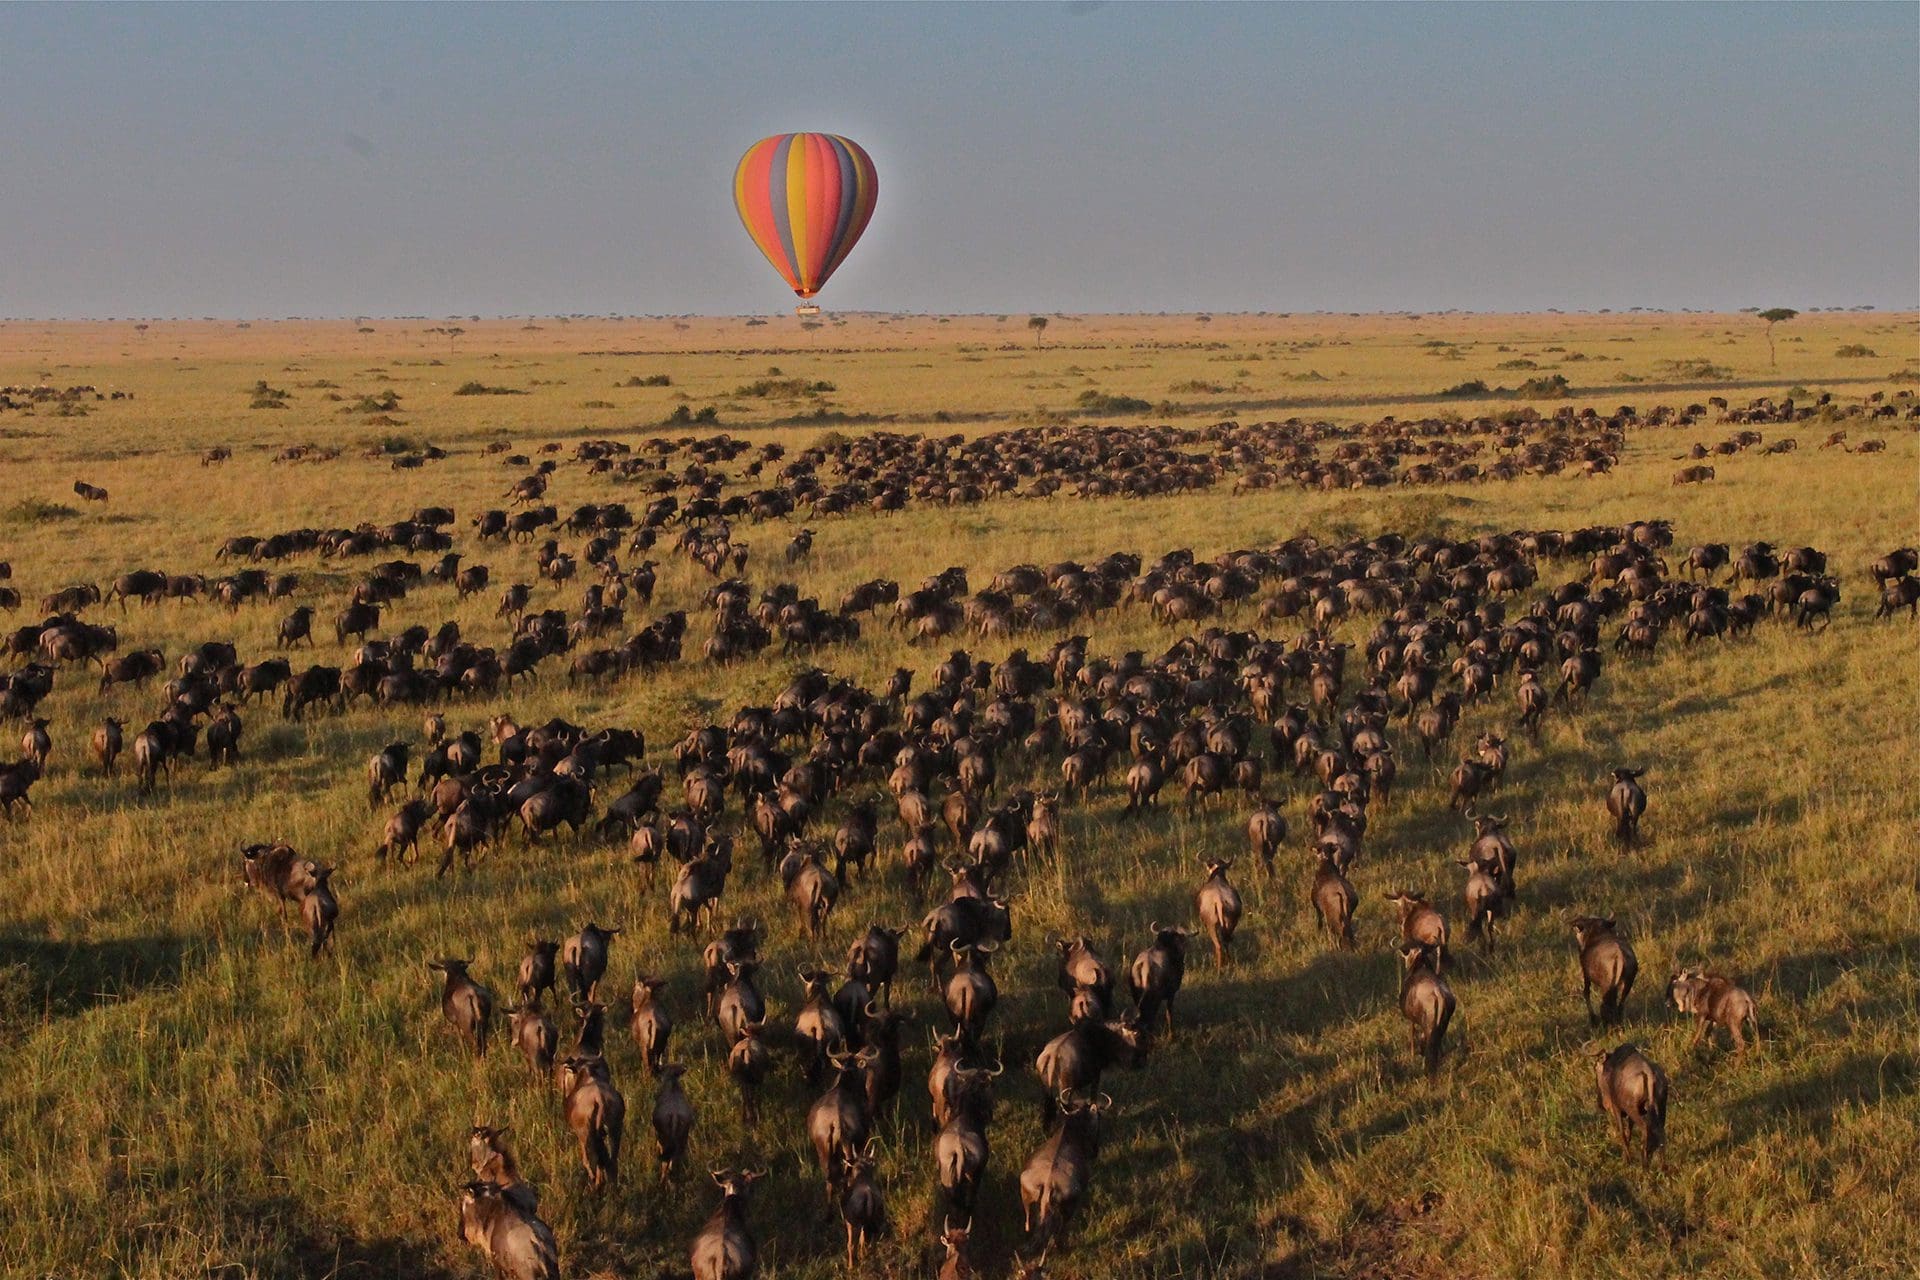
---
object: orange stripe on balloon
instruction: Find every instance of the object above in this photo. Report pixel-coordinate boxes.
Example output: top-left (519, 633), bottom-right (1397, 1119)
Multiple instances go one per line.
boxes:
top-left (733, 137), bottom-right (799, 294)
top-left (805, 133), bottom-right (842, 292)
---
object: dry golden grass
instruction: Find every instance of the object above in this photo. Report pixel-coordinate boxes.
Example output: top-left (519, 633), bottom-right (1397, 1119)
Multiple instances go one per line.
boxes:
top-left (0, 313), bottom-right (1914, 1280)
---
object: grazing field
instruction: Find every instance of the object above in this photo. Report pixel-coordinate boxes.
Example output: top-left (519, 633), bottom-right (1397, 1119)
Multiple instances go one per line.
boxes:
top-left (0, 312), bottom-right (1915, 1280)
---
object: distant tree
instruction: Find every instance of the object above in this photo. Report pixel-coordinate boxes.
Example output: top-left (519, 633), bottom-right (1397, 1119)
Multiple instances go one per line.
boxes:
top-left (1028, 315), bottom-right (1049, 346)
top-left (1757, 308), bottom-right (1797, 367)
top-left (427, 325), bottom-right (466, 354)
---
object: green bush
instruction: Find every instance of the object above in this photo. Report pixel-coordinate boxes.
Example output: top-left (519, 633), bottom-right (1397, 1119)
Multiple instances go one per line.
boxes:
top-left (1514, 374), bottom-right (1571, 398)
top-left (1835, 345), bottom-right (1877, 358)
top-left (452, 381), bottom-right (524, 397)
top-left (732, 378), bottom-right (834, 398)
top-left (1075, 390), bottom-right (1154, 415)
top-left (5, 499), bottom-right (81, 524)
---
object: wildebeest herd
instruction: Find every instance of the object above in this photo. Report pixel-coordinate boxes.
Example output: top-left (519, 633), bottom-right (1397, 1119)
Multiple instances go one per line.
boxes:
top-left (0, 403), bottom-right (1914, 1279)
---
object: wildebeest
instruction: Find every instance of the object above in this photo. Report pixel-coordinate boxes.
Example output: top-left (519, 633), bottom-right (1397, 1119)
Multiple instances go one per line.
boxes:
top-left (429, 957), bottom-right (496, 1055)
top-left (91, 717), bottom-right (124, 776)
top-left (1606, 767), bottom-right (1647, 844)
top-left (630, 975), bottom-right (673, 1075)
top-left (690, 1166), bottom-right (766, 1280)
top-left (1572, 915), bottom-right (1638, 1027)
top-left (806, 1048), bottom-right (874, 1201)
top-left (1398, 943), bottom-right (1458, 1078)
top-left (561, 1054), bottom-right (626, 1192)
top-left (1384, 890), bottom-right (1449, 971)
top-left (375, 798), bottom-right (434, 864)
top-left (1458, 856), bottom-right (1503, 954)
top-left (297, 861), bottom-right (338, 957)
top-left (561, 921), bottom-right (621, 1001)
top-left (1593, 1043), bottom-right (1667, 1165)
top-left (1034, 1016), bottom-right (1145, 1104)
top-left (1127, 924), bottom-right (1190, 1032)
top-left (1310, 848), bottom-right (1358, 950)
top-left (1194, 858), bottom-right (1242, 966)
top-left (1667, 969), bottom-right (1759, 1053)
top-left (508, 1003), bottom-right (560, 1077)
top-left (0, 758), bottom-right (39, 818)
top-left (650, 1063), bottom-right (696, 1182)
top-left (1019, 1092), bottom-right (1110, 1251)
top-left (457, 1181), bottom-right (560, 1280)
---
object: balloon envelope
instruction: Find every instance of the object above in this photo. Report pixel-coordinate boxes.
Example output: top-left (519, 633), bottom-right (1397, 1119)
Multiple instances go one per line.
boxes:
top-left (733, 133), bottom-right (878, 300)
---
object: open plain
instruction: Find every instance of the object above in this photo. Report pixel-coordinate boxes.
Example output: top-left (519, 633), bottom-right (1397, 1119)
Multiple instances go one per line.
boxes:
top-left (0, 310), bottom-right (1915, 1280)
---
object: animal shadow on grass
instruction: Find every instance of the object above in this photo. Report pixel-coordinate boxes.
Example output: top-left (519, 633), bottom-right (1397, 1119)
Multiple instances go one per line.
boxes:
top-left (1179, 950), bottom-right (1383, 1040)
top-left (212, 1192), bottom-right (464, 1280)
top-left (1261, 1190), bottom-right (1453, 1280)
top-left (1724, 1051), bottom-right (1918, 1144)
top-left (0, 932), bottom-right (192, 1026)
top-left (1583, 1175), bottom-right (1695, 1249)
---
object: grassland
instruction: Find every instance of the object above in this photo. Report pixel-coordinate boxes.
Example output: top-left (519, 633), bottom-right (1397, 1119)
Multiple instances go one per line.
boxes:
top-left (0, 312), bottom-right (1914, 1280)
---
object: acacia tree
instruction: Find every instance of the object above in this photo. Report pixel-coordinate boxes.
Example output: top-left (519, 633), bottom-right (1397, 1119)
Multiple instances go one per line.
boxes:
top-left (1758, 308), bottom-right (1797, 367)
top-left (1028, 315), bottom-right (1049, 347)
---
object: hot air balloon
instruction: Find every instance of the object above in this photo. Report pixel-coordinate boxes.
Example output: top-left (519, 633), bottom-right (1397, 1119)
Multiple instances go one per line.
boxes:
top-left (733, 133), bottom-right (878, 312)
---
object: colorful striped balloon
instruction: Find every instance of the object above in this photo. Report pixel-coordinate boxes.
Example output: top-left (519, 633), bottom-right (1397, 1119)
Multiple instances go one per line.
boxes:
top-left (733, 133), bottom-right (878, 301)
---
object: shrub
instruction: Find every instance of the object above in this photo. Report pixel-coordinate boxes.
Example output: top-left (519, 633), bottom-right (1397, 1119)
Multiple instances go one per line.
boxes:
top-left (249, 380), bottom-right (291, 409)
top-left (1439, 380), bottom-right (1491, 397)
top-left (1835, 345), bottom-right (1877, 358)
top-left (343, 391), bottom-right (402, 415)
top-left (1655, 359), bottom-right (1732, 379)
top-left (452, 381), bottom-right (524, 396)
top-left (5, 499), bottom-right (80, 524)
top-left (1075, 390), bottom-right (1154, 415)
top-left (1496, 359), bottom-right (1538, 370)
top-left (733, 378), bottom-right (833, 398)
top-left (1514, 374), bottom-right (1571, 398)
top-left (618, 374), bottom-right (673, 387)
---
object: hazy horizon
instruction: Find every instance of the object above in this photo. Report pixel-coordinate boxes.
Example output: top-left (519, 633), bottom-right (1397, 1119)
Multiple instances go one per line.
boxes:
top-left (2, 3), bottom-right (1914, 319)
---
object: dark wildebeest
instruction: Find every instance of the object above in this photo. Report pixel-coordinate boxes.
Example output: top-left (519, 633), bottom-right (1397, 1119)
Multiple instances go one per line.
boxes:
top-left (1594, 1043), bottom-right (1667, 1165)
top-left (1573, 915), bottom-right (1638, 1027)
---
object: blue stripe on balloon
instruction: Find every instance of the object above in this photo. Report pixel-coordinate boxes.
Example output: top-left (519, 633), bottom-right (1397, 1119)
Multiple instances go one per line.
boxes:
top-left (825, 135), bottom-right (858, 269)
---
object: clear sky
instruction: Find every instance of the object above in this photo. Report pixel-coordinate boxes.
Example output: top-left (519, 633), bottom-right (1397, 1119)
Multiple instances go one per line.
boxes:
top-left (0, 2), bottom-right (1913, 318)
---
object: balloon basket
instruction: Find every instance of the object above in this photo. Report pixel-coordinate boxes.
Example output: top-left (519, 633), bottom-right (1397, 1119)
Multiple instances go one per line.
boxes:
top-left (795, 304), bottom-right (822, 318)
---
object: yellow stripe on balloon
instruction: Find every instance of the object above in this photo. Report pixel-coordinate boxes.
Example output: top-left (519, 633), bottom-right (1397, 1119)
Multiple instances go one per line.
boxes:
top-left (786, 144), bottom-right (815, 294)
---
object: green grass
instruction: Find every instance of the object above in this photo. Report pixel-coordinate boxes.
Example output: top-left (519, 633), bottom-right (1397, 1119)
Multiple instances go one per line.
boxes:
top-left (0, 314), bottom-right (1914, 1279)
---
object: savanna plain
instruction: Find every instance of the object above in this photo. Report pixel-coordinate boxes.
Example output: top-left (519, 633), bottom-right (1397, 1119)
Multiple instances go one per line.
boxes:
top-left (0, 309), bottom-right (1915, 1280)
